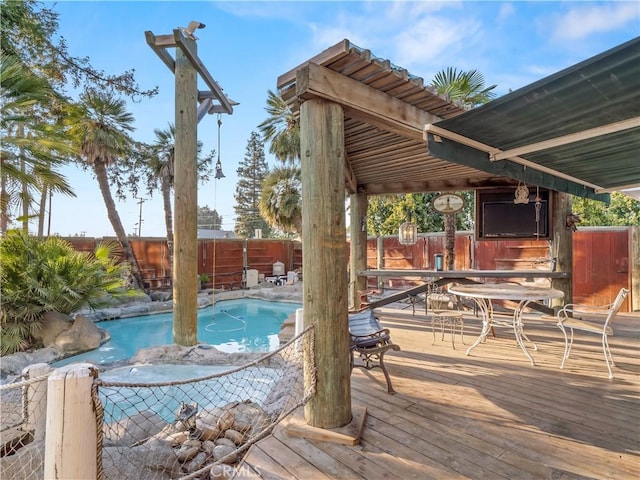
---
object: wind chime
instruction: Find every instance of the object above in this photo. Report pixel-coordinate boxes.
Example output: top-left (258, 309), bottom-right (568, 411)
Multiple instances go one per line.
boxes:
top-left (534, 185), bottom-right (542, 239)
top-left (211, 114), bottom-right (225, 302)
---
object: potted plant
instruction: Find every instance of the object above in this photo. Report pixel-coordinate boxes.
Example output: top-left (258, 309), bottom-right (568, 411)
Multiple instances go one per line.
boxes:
top-left (198, 273), bottom-right (210, 290)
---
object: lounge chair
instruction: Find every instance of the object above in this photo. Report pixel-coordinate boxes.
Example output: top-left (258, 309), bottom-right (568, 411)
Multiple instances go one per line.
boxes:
top-left (556, 288), bottom-right (630, 378)
top-left (349, 310), bottom-right (401, 394)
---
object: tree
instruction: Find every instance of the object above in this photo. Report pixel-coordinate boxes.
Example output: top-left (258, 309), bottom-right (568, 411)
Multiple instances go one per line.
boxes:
top-left (431, 68), bottom-right (497, 107)
top-left (198, 205), bottom-right (223, 230)
top-left (431, 68), bottom-right (496, 267)
top-left (258, 89), bottom-right (300, 166)
top-left (66, 89), bottom-right (145, 290)
top-left (259, 166), bottom-right (302, 237)
top-left (234, 132), bottom-right (272, 238)
top-left (258, 90), bottom-right (303, 235)
top-left (366, 192), bottom-right (474, 237)
top-left (0, 54), bottom-right (75, 234)
top-left (572, 193), bottom-right (640, 226)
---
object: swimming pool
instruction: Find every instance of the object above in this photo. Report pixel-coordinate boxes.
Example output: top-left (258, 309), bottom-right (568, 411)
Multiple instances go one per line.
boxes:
top-left (54, 298), bottom-right (301, 367)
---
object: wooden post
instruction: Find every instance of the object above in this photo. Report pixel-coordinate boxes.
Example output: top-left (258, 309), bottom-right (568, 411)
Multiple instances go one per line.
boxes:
top-left (23, 363), bottom-right (50, 442)
top-left (300, 98), bottom-right (351, 428)
top-left (44, 364), bottom-right (98, 479)
top-left (376, 236), bottom-right (384, 291)
top-left (551, 191), bottom-right (573, 309)
top-left (350, 191), bottom-right (368, 310)
top-left (173, 37), bottom-right (199, 346)
top-left (631, 226), bottom-right (639, 311)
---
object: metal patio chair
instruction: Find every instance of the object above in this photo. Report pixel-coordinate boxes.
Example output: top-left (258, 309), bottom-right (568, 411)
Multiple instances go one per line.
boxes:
top-left (349, 310), bottom-right (401, 394)
top-left (557, 287), bottom-right (630, 379)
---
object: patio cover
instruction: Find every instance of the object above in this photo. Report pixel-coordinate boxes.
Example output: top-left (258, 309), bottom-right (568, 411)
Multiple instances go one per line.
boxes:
top-left (425, 37), bottom-right (640, 202)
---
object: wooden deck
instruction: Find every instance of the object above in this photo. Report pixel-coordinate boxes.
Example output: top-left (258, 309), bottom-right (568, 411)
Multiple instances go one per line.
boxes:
top-left (238, 307), bottom-right (640, 480)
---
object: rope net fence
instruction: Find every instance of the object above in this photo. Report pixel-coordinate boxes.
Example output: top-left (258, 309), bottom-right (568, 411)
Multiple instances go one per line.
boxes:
top-left (97, 326), bottom-right (315, 480)
top-left (0, 366), bottom-right (51, 480)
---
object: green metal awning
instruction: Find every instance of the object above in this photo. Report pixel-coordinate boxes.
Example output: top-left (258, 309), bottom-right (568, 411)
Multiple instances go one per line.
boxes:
top-left (425, 37), bottom-right (640, 202)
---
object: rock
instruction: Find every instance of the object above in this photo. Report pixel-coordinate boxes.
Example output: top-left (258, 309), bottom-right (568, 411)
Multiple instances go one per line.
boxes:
top-left (216, 410), bottom-right (234, 431)
top-left (176, 439), bottom-right (201, 462)
top-left (184, 451), bottom-right (209, 473)
top-left (104, 410), bottom-right (167, 447)
top-left (214, 437), bottom-right (235, 449)
top-left (34, 311), bottom-right (73, 346)
top-left (212, 444), bottom-right (237, 464)
top-left (54, 314), bottom-right (102, 353)
top-left (0, 347), bottom-right (59, 376)
top-left (224, 429), bottom-right (244, 445)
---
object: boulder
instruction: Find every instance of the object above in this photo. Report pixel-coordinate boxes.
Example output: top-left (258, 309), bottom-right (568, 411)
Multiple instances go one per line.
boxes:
top-left (33, 311), bottom-right (73, 346)
top-left (53, 314), bottom-right (102, 353)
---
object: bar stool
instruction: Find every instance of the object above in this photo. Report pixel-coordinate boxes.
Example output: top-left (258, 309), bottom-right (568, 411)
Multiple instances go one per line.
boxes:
top-left (428, 292), bottom-right (465, 349)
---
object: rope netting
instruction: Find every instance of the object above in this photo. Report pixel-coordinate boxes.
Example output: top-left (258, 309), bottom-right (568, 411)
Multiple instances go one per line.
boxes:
top-left (0, 367), bottom-right (51, 480)
top-left (96, 326), bottom-right (315, 480)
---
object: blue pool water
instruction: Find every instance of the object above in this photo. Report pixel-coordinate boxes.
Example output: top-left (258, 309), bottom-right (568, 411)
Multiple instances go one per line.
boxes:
top-left (54, 298), bottom-right (300, 367)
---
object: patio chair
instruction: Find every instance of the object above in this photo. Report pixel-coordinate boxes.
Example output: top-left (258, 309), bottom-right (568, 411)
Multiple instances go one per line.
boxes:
top-left (428, 288), bottom-right (465, 349)
top-left (557, 288), bottom-right (629, 379)
top-left (349, 310), bottom-right (401, 394)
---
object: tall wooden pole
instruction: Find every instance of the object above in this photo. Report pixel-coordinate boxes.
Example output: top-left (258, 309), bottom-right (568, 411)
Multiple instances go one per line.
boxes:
top-left (350, 191), bottom-right (368, 310)
top-left (551, 191), bottom-right (573, 309)
top-left (173, 39), bottom-right (198, 346)
top-left (301, 98), bottom-right (351, 428)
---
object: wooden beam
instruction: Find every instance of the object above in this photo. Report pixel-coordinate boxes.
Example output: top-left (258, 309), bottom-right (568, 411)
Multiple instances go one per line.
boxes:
top-left (301, 98), bottom-right (351, 429)
top-left (492, 117), bottom-right (640, 161)
top-left (173, 39), bottom-right (199, 346)
top-left (350, 192), bottom-right (368, 310)
top-left (343, 154), bottom-right (357, 194)
top-left (277, 39), bottom-right (351, 89)
top-left (296, 63), bottom-right (441, 142)
top-left (173, 29), bottom-right (234, 114)
top-left (144, 31), bottom-right (175, 72)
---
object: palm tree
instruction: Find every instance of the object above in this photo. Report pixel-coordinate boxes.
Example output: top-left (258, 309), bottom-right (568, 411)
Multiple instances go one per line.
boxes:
top-left (67, 89), bottom-right (144, 290)
top-left (258, 90), bottom-right (303, 235)
top-left (259, 166), bottom-right (302, 237)
top-left (258, 89), bottom-right (300, 166)
top-left (431, 68), bottom-right (497, 107)
top-left (0, 54), bottom-right (75, 234)
top-left (431, 68), bottom-right (497, 268)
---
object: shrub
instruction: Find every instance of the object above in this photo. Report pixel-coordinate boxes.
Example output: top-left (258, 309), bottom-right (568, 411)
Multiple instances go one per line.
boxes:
top-left (0, 231), bottom-right (135, 355)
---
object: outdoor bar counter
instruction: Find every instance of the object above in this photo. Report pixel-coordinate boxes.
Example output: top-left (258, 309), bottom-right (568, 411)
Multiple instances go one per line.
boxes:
top-left (357, 269), bottom-right (569, 314)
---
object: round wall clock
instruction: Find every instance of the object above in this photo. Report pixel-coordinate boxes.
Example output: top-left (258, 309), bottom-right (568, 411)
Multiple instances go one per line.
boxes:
top-left (432, 193), bottom-right (465, 214)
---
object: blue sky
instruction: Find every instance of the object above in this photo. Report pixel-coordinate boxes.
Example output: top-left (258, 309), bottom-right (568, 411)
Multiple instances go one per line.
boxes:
top-left (44, 0), bottom-right (639, 237)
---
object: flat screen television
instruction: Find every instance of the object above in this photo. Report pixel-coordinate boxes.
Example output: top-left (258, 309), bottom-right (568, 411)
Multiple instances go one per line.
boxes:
top-left (476, 189), bottom-right (550, 240)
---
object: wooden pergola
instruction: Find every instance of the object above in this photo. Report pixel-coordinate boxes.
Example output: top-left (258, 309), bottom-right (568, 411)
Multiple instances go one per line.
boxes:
top-left (276, 39), bottom-right (638, 430)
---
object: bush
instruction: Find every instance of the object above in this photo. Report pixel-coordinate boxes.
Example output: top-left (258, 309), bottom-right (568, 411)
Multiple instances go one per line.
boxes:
top-left (0, 231), bottom-right (135, 355)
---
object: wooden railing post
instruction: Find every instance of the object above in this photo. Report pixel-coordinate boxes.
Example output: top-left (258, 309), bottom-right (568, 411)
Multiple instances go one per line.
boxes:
top-left (44, 364), bottom-right (98, 479)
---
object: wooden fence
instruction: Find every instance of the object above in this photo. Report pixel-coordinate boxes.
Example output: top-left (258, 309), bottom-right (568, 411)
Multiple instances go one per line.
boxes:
top-left (64, 226), bottom-right (636, 311)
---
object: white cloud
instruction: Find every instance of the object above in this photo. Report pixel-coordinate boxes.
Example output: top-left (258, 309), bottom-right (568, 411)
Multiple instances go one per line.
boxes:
top-left (550, 2), bottom-right (640, 41)
top-left (498, 2), bottom-right (515, 22)
top-left (392, 16), bottom-right (482, 68)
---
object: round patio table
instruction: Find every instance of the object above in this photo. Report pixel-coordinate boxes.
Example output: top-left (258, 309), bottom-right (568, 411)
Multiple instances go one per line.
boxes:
top-left (448, 283), bottom-right (564, 365)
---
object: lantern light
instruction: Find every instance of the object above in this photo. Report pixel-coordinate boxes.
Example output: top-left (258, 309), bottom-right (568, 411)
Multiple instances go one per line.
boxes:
top-left (398, 221), bottom-right (417, 245)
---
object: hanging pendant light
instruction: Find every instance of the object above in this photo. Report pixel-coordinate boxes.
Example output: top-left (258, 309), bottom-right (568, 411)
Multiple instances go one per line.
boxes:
top-left (214, 114), bottom-right (225, 179)
top-left (398, 221), bottom-right (417, 245)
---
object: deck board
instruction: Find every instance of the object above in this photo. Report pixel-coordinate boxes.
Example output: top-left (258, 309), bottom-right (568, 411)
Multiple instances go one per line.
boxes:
top-left (237, 308), bottom-right (640, 480)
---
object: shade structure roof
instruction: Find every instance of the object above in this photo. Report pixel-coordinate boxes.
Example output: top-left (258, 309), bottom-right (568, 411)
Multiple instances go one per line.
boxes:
top-left (277, 38), bottom-right (640, 201)
top-left (426, 36), bottom-right (640, 202)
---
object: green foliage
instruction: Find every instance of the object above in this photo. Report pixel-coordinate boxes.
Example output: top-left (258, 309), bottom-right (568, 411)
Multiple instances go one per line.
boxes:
top-left (431, 67), bottom-right (497, 107)
top-left (198, 205), bottom-right (223, 230)
top-left (572, 193), bottom-right (640, 226)
top-left (366, 192), bottom-right (474, 236)
top-left (0, 231), bottom-right (133, 355)
top-left (234, 132), bottom-right (272, 238)
top-left (259, 166), bottom-right (302, 237)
